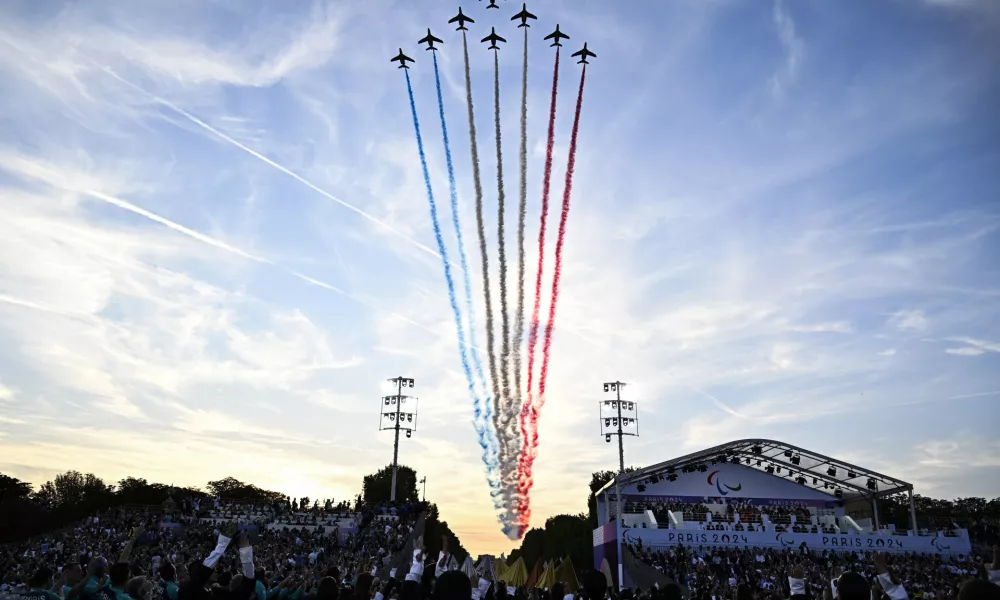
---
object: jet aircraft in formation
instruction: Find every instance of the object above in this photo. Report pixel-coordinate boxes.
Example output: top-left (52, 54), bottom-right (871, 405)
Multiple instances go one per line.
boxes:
top-left (571, 42), bottom-right (596, 64)
top-left (511, 3), bottom-right (537, 27)
top-left (390, 48), bottom-right (414, 69)
top-left (449, 7), bottom-right (474, 31)
top-left (418, 28), bottom-right (443, 51)
top-left (543, 24), bottom-right (569, 47)
top-left (481, 26), bottom-right (507, 50)
top-left (395, 5), bottom-right (594, 68)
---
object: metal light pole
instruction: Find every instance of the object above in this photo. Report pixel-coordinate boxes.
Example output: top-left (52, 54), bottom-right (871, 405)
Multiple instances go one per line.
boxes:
top-left (380, 376), bottom-right (417, 502)
top-left (420, 476), bottom-right (427, 502)
top-left (600, 381), bottom-right (639, 591)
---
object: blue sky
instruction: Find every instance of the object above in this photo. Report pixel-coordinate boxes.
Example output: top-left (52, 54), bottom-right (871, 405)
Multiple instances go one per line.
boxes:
top-left (0, 0), bottom-right (998, 555)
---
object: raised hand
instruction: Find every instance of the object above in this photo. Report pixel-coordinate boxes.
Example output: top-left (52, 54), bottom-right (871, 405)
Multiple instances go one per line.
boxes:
top-left (221, 522), bottom-right (239, 539)
top-left (873, 552), bottom-right (889, 575)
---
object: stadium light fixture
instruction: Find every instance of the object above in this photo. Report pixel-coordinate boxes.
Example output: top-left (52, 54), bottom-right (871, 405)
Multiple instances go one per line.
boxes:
top-left (599, 380), bottom-right (638, 591)
top-left (380, 376), bottom-right (419, 502)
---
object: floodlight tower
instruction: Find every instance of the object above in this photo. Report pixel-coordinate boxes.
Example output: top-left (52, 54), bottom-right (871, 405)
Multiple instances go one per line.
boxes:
top-left (600, 381), bottom-right (639, 590)
top-left (380, 376), bottom-right (418, 502)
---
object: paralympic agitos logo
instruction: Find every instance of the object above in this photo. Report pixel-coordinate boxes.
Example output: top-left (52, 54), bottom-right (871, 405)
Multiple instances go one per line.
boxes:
top-left (707, 470), bottom-right (743, 495)
top-left (931, 537), bottom-right (951, 551)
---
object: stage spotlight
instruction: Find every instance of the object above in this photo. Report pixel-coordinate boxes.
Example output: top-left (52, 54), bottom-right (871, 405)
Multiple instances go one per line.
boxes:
top-left (668, 475), bottom-right (677, 482)
top-left (812, 478), bottom-right (818, 485)
top-left (406, 430), bottom-right (412, 438)
top-left (752, 445), bottom-right (762, 455)
top-left (796, 477), bottom-right (806, 485)
top-left (605, 418), bottom-right (611, 427)
top-left (828, 467), bottom-right (837, 477)
top-left (606, 434), bottom-right (612, 443)
top-left (791, 455), bottom-right (801, 465)
top-left (637, 484), bottom-right (646, 492)
top-left (848, 471), bottom-right (857, 479)
top-left (766, 466), bottom-right (775, 474)
top-left (835, 489), bottom-right (843, 498)
top-left (784, 450), bottom-right (793, 458)
top-left (604, 383), bottom-right (610, 393)
top-left (756, 460), bottom-right (762, 467)
top-left (867, 478), bottom-right (877, 491)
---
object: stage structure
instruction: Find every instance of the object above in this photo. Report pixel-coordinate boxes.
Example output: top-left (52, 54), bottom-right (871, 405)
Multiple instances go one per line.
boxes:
top-left (593, 439), bottom-right (972, 588)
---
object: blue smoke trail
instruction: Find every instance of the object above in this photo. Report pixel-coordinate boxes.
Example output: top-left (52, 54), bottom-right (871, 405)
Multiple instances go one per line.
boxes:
top-left (431, 53), bottom-right (503, 501)
top-left (405, 69), bottom-right (506, 517)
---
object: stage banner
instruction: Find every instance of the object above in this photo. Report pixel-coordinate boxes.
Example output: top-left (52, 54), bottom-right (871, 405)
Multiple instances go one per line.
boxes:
top-left (622, 528), bottom-right (969, 555)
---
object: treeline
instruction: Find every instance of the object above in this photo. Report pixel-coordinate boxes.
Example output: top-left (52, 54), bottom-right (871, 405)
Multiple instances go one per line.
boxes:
top-left (507, 514), bottom-right (593, 571)
top-left (0, 464), bottom-right (452, 547)
top-left (0, 471), bottom-right (285, 542)
top-left (876, 494), bottom-right (1000, 528)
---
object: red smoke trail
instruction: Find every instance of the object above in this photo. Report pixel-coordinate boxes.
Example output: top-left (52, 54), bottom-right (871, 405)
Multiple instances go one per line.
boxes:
top-left (518, 62), bottom-right (588, 532)
top-left (514, 48), bottom-right (559, 529)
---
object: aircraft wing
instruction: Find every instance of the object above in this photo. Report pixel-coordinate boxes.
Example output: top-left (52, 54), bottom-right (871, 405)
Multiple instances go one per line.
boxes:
top-left (496, 33), bottom-right (507, 42)
top-left (430, 34), bottom-right (443, 44)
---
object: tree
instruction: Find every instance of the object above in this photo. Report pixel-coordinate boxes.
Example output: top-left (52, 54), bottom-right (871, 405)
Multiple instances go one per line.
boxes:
top-left (206, 477), bottom-right (284, 503)
top-left (588, 467), bottom-right (638, 528)
top-left (543, 514), bottom-right (592, 569)
top-left (520, 527), bottom-right (546, 568)
top-left (362, 465), bottom-right (418, 505)
top-left (0, 474), bottom-right (32, 503)
top-left (506, 514), bottom-right (594, 573)
top-left (423, 504), bottom-right (469, 564)
top-left (117, 477), bottom-right (173, 505)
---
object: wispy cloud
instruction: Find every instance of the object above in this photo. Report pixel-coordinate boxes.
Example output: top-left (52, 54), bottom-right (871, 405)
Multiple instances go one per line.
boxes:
top-left (888, 309), bottom-right (927, 332)
top-left (769, 0), bottom-right (805, 97)
top-left (944, 336), bottom-right (1000, 356)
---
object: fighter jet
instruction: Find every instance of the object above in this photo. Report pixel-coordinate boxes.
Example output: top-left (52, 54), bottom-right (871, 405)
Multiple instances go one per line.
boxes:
top-left (571, 43), bottom-right (596, 64)
top-left (484, 0), bottom-right (500, 9)
top-left (543, 24), bottom-right (570, 47)
top-left (511, 3), bottom-right (537, 27)
top-left (418, 28), bottom-right (443, 51)
top-left (390, 48), bottom-right (414, 69)
top-left (481, 27), bottom-right (506, 50)
top-left (448, 7), bottom-right (474, 31)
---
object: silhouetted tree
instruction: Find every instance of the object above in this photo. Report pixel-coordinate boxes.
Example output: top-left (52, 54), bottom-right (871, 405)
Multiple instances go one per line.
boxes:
top-left (362, 465), bottom-right (418, 506)
top-left (0, 474), bottom-right (32, 503)
top-left (423, 503), bottom-right (469, 564)
top-left (589, 467), bottom-right (638, 528)
top-left (206, 477), bottom-right (284, 502)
